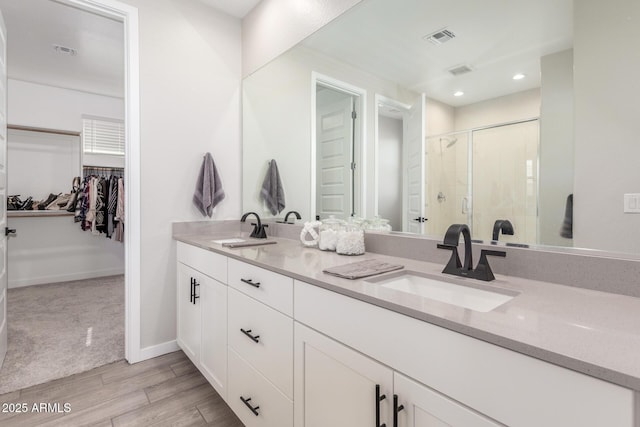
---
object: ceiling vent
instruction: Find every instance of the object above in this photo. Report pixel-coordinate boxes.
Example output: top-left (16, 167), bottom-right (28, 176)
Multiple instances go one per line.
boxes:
top-left (53, 44), bottom-right (77, 56)
top-left (424, 28), bottom-right (456, 45)
top-left (448, 64), bottom-right (474, 76)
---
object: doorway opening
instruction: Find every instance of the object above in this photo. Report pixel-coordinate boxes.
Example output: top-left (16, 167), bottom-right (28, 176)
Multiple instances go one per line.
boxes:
top-left (312, 73), bottom-right (366, 220)
top-left (0, 0), bottom-right (141, 394)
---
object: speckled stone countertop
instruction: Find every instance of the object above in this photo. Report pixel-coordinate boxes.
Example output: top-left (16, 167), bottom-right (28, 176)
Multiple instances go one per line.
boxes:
top-left (174, 232), bottom-right (640, 391)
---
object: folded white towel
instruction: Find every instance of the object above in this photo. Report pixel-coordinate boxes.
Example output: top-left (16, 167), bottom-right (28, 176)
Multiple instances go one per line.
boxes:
top-left (260, 159), bottom-right (285, 215)
top-left (193, 152), bottom-right (225, 217)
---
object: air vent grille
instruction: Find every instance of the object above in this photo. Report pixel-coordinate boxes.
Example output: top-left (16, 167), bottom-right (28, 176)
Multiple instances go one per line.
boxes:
top-left (424, 29), bottom-right (456, 45)
top-left (53, 44), bottom-right (77, 56)
top-left (448, 65), bottom-right (474, 76)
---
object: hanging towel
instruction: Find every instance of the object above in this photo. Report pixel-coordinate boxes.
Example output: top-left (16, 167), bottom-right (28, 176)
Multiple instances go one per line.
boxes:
top-left (560, 194), bottom-right (573, 239)
top-left (193, 152), bottom-right (225, 217)
top-left (260, 159), bottom-right (285, 215)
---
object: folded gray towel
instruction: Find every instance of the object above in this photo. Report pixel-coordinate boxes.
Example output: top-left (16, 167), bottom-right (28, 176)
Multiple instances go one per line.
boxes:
top-left (260, 159), bottom-right (285, 215)
top-left (193, 152), bottom-right (225, 217)
top-left (323, 259), bottom-right (404, 280)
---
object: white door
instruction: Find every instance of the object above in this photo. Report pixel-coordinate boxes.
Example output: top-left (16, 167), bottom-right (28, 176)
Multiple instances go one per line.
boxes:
top-left (0, 10), bottom-right (7, 370)
top-left (200, 274), bottom-right (227, 400)
top-left (294, 323), bottom-right (393, 427)
top-left (176, 263), bottom-right (201, 364)
top-left (394, 373), bottom-right (500, 427)
top-left (403, 94), bottom-right (426, 233)
top-left (316, 89), bottom-right (354, 219)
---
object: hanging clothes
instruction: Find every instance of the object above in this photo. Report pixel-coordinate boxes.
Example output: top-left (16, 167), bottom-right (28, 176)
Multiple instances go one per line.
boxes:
top-left (74, 167), bottom-right (125, 242)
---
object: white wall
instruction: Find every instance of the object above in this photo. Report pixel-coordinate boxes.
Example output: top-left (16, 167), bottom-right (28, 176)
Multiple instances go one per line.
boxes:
top-left (8, 79), bottom-right (124, 131)
top-left (6, 80), bottom-right (125, 288)
top-left (243, 45), bottom-right (417, 222)
top-left (573, 0), bottom-right (640, 253)
top-left (377, 115), bottom-right (402, 230)
top-left (454, 89), bottom-right (540, 131)
top-left (119, 0), bottom-right (242, 350)
top-left (242, 0), bottom-right (363, 77)
top-left (539, 49), bottom-right (574, 247)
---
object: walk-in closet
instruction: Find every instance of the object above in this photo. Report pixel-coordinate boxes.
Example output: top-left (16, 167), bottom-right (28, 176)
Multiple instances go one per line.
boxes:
top-left (0, 0), bottom-right (126, 394)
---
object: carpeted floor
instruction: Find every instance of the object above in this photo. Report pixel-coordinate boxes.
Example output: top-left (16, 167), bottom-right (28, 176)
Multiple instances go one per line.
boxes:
top-left (0, 275), bottom-right (124, 395)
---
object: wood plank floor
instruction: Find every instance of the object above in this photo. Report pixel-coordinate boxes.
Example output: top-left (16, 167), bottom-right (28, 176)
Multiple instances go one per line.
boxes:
top-left (0, 351), bottom-right (244, 426)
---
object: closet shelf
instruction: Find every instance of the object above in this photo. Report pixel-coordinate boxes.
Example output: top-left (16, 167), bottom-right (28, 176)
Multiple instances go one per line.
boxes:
top-left (8, 211), bottom-right (75, 218)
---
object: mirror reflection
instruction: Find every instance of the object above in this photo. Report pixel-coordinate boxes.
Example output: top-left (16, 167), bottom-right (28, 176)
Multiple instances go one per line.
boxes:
top-left (243, 0), bottom-right (640, 254)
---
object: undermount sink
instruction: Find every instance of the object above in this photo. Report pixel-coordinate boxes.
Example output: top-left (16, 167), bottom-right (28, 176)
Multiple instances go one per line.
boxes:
top-left (366, 271), bottom-right (518, 312)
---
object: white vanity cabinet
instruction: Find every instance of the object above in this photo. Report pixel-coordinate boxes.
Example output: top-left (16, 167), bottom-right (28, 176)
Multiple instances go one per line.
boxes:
top-left (294, 322), bottom-right (499, 427)
top-left (176, 242), bottom-right (228, 399)
top-left (226, 260), bottom-right (294, 427)
top-left (294, 280), bottom-right (635, 427)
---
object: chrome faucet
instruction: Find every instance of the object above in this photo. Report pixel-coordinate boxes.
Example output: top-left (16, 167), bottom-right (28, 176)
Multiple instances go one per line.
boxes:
top-left (492, 219), bottom-right (514, 241)
top-left (437, 224), bottom-right (506, 281)
top-left (240, 212), bottom-right (268, 239)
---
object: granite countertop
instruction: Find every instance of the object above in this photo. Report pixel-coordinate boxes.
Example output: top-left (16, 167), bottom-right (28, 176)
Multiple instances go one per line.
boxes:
top-left (174, 232), bottom-right (640, 391)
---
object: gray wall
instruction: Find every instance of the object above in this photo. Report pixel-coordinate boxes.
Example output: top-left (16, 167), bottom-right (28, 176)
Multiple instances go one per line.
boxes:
top-left (378, 115), bottom-right (403, 230)
top-left (539, 49), bottom-right (574, 247)
top-left (573, 0), bottom-right (640, 253)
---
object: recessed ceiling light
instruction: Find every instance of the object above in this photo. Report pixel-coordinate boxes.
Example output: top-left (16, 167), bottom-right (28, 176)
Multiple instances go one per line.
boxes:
top-left (454, 91), bottom-right (464, 97)
top-left (513, 73), bottom-right (526, 80)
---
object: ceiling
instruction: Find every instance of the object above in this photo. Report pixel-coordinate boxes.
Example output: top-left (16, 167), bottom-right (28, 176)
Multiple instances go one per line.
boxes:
top-left (197, 0), bottom-right (261, 18)
top-left (0, 0), bottom-right (125, 98)
top-left (301, 0), bottom-right (573, 107)
top-left (0, 0), bottom-right (260, 99)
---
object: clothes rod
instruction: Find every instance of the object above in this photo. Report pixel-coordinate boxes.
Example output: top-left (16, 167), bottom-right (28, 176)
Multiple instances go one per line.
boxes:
top-left (83, 165), bottom-right (125, 170)
top-left (8, 124), bottom-right (81, 137)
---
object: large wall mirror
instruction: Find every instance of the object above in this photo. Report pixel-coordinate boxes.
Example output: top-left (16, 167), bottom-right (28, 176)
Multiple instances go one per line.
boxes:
top-left (243, 0), bottom-right (640, 255)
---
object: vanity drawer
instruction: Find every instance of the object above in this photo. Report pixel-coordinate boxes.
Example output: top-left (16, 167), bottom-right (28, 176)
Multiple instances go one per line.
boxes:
top-left (228, 288), bottom-right (293, 399)
top-left (177, 241), bottom-right (227, 283)
top-left (228, 258), bottom-right (293, 315)
top-left (227, 348), bottom-right (293, 427)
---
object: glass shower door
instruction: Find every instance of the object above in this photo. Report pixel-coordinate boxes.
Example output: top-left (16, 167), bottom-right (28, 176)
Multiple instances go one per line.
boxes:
top-left (471, 120), bottom-right (539, 244)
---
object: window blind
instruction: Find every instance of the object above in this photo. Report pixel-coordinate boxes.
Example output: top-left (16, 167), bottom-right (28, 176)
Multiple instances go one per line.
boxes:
top-left (82, 117), bottom-right (125, 156)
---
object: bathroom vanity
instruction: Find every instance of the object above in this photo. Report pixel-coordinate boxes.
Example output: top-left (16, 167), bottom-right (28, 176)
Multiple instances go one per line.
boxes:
top-left (173, 223), bottom-right (639, 427)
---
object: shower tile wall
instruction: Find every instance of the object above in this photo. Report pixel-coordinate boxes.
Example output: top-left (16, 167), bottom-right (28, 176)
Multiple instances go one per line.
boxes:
top-left (425, 90), bottom-right (541, 243)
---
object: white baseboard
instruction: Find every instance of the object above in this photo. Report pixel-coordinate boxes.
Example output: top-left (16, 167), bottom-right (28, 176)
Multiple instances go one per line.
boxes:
top-left (134, 340), bottom-right (180, 363)
top-left (8, 268), bottom-right (125, 289)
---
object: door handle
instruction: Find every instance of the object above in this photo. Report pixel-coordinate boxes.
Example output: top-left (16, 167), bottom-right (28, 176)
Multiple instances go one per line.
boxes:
top-left (412, 217), bottom-right (427, 223)
top-left (393, 394), bottom-right (404, 427)
top-left (190, 278), bottom-right (194, 303)
top-left (5, 227), bottom-right (16, 237)
top-left (376, 384), bottom-right (387, 427)
top-left (193, 280), bottom-right (200, 304)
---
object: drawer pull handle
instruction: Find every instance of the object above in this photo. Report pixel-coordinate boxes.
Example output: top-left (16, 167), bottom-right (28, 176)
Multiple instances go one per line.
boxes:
top-left (392, 394), bottom-right (404, 427)
top-left (241, 278), bottom-right (261, 288)
top-left (240, 396), bottom-right (260, 416)
top-left (240, 328), bottom-right (260, 343)
top-left (376, 384), bottom-right (386, 427)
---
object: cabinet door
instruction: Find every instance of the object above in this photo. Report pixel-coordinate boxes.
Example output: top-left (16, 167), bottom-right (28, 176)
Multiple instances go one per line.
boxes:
top-left (200, 274), bottom-right (227, 400)
top-left (394, 373), bottom-right (499, 427)
top-left (294, 322), bottom-right (393, 427)
top-left (177, 263), bottom-right (201, 363)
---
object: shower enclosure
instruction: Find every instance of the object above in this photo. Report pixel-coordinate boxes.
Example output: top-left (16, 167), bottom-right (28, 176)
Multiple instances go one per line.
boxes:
top-left (425, 119), bottom-right (539, 244)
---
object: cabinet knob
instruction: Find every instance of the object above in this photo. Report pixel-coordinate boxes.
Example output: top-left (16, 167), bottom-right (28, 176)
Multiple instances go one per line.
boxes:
top-left (240, 396), bottom-right (260, 416)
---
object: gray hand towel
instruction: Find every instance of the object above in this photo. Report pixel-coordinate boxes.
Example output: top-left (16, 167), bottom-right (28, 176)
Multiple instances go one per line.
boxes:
top-left (260, 159), bottom-right (285, 215)
top-left (193, 152), bottom-right (225, 217)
